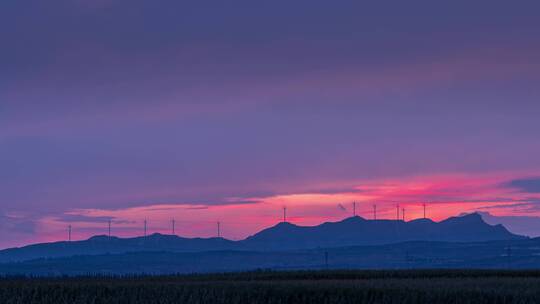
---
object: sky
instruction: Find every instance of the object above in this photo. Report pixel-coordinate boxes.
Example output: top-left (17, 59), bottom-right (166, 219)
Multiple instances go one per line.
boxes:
top-left (1, 1), bottom-right (540, 249)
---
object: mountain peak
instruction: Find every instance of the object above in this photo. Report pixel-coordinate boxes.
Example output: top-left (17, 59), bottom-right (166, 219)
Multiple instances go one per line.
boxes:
top-left (409, 218), bottom-right (435, 224)
top-left (341, 216), bottom-right (367, 223)
top-left (462, 212), bottom-right (482, 219)
top-left (148, 233), bottom-right (168, 237)
top-left (88, 235), bottom-right (117, 241)
top-left (276, 221), bottom-right (296, 227)
top-left (443, 212), bottom-right (484, 224)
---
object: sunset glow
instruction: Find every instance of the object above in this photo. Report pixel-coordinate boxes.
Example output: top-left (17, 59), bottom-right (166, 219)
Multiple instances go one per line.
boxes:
top-left (12, 172), bottom-right (537, 248)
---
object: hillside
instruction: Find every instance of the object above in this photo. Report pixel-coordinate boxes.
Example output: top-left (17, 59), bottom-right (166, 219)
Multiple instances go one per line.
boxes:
top-left (0, 213), bottom-right (524, 263)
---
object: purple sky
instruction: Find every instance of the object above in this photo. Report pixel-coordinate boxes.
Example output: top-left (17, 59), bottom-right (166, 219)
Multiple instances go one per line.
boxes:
top-left (1, 1), bottom-right (540, 248)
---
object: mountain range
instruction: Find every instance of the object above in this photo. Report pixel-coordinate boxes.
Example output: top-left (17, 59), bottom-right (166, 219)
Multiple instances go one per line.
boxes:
top-left (0, 213), bottom-right (523, 264)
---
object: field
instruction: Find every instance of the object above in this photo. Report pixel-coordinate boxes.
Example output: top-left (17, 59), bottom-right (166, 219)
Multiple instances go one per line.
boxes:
top-left (2, 270), bottom-right (540, 304)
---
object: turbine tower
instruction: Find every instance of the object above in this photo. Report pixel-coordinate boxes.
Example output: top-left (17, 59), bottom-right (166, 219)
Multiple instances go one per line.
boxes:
top-left (283, 207), bottom-right (287, 223)
top-left (353, 202), bottom-right (356, 217)
top-left (217, 221), bottom-right (221, 238)
top-left (373, 204), bottom-right (377, 220)
top-left (402, 208), bottom-right (405, 222)
top-left (172, 219), bottom-right (176, 235)
top-left (68, 225), bottom-right (72, 242)
top-left (423, 203), bottom-right (426, 219)
top-left (144, 219), bottom-right (147, 237)
top-left (396, 204), bottom-right (400, 221)
top-left (108, 219), bottom-right (111, 238)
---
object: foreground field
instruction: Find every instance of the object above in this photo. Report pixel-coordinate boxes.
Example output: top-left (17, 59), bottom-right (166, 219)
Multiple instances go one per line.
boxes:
top-left (2, 270), bottom-right (540, 303)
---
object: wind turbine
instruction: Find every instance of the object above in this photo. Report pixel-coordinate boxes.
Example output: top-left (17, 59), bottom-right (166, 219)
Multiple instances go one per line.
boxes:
top-left (144, 219), bottom-right (147, 237)
top-left (108, 220), bottom-right (112, 238)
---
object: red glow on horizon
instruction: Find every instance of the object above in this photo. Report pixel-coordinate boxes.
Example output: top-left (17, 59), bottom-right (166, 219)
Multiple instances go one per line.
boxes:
top-left (15, 172), bottom-right (538, 248)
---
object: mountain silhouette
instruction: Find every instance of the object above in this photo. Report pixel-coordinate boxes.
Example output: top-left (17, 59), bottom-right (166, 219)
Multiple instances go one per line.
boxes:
top-left (241, 213), bottom-right (523, 250)
top-left (0, 213), bottom-right (524, 263)
top-left (0, 234), bottom-right (236, 263)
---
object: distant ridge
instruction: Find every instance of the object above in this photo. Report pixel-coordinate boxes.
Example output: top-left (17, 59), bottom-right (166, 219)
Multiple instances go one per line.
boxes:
top-left (0, 234), bottom-right (236, 263)
top-left (0, 213), bottom-right (524, 263)
top-left (242, 213), bottom-right (523, 250)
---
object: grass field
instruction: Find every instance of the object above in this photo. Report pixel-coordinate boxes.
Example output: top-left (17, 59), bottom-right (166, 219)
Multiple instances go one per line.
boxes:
top-left (2, 270), bottom-right (540, 303)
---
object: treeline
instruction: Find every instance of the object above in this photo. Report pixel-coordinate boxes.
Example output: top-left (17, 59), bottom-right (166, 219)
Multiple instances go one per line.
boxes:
top-left (2, 270), bottom-right (540, 303)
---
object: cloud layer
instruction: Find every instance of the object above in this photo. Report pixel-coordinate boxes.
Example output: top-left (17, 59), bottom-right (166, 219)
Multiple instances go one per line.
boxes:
top-left (1, 0), bottom-right (540, 248)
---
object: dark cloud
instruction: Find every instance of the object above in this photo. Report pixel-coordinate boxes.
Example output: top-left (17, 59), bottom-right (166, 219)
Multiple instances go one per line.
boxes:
top-left (222, 200), bottom-right (261, 206)
top-left (0, 214), bottom-right (36, 235)
top-left (505, 178), bottom-right (540, 193)
top-left (185, 206), bottom-right (209, 210)
top-left (57, 214), bottom-right (114, 224)
top-left (306, 187), bottom-right (362, 195)
top-left (477, 201), bottom-right (540, 213)
top-left (478, 202), bottom-right (535, 210)
top-left (144, 200), bottom-right (261, 211)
